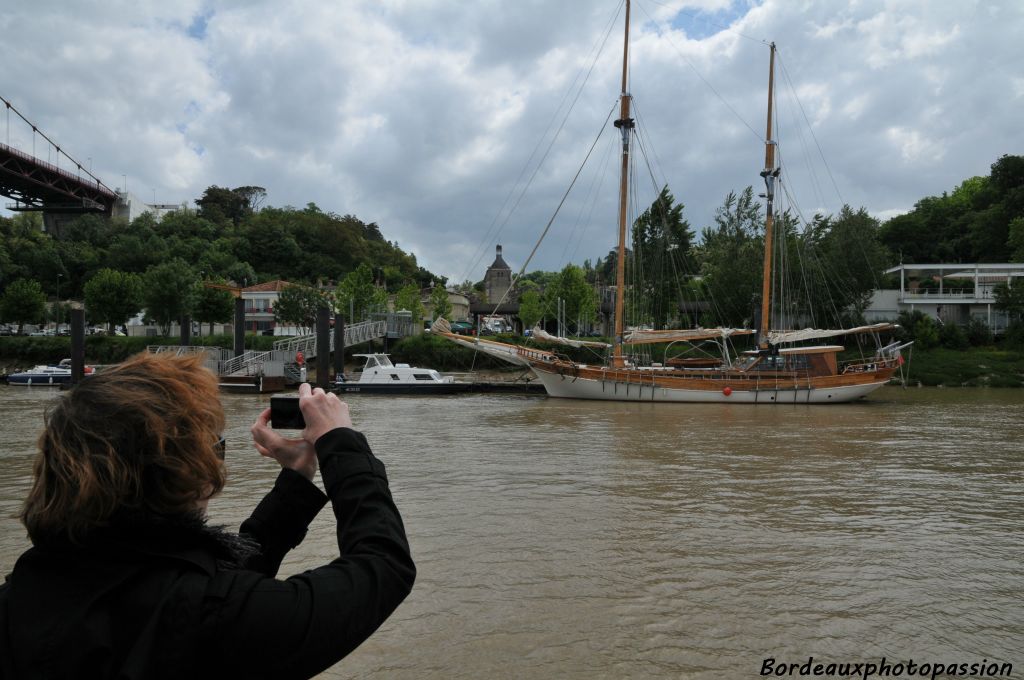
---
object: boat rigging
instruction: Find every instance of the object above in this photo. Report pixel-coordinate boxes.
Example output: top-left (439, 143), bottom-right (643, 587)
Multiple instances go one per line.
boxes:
top-left (433, 0), bottom-right (909, 404)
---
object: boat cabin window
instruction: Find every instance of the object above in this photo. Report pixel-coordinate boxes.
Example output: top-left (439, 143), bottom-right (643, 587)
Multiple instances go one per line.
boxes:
top-left (756, 355), bottom-right (786, 371)
top-left (733, 355), bottom-right (759, 371)
top-left (785, 354), bottom-right (809, 371)
top-left (413, 373), bottom-right (433, 381)
top-left (754, 354), bottom-right (810, 371)
top-left (390, 374), bottom-right (400, 380)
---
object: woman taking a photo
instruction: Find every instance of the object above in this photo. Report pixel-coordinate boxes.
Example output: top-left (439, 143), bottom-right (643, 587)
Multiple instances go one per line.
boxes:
top-left (0, 352), bottom-right (415, 679)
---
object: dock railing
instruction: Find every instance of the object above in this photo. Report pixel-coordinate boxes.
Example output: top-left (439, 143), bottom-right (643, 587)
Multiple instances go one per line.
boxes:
top-left (273, 319), bottom-right (386, 360)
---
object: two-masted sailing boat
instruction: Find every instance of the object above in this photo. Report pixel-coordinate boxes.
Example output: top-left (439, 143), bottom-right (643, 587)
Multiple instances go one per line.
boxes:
top-left (433, 0), bottom-right (908, 403)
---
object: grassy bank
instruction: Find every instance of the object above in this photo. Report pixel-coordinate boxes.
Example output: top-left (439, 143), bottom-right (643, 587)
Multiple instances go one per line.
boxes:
top-left (900, 347), bottom-right (1024, 387)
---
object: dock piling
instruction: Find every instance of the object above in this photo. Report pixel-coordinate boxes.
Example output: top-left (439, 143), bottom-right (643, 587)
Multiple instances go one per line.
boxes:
top-left (316, 305), bottom-right (330, 389)
top-left (70, 308), bottom-right (85, 384)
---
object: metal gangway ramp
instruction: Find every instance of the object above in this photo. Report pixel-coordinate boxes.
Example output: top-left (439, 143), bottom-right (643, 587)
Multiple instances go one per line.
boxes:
top-left (272, 319), bottom-right (387, 362)
top-left (148, 319), bottom-right (392, 384)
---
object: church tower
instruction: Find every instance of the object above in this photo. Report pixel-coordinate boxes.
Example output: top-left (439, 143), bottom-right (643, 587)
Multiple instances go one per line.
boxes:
top-left (484, 245), bottom-right (512, 303)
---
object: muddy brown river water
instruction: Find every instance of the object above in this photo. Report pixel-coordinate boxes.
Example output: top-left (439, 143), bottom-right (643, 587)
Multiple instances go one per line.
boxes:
top-left (1, 385), bottom-right (1021, 678)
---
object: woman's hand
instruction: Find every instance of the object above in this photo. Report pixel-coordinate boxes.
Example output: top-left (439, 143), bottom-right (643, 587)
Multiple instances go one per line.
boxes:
top-left (297, 383), bottom-right (352, 445)
top-left (251, 407), bottom-right (318, 480)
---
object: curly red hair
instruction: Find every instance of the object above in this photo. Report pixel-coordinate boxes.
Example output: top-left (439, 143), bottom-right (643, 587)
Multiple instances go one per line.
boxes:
top-left (22, 352), bottom-right (227, 544)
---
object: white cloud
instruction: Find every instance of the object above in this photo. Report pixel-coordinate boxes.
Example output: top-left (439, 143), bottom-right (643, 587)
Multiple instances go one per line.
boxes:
top-left (886, 126), bottom-right (944, 164)
top-left (2, 0), bottom-right (1023, 283)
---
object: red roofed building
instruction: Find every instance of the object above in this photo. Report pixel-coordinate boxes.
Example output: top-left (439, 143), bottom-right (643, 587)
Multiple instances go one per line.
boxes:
top-left (242, 280), bottom-right (293, 335)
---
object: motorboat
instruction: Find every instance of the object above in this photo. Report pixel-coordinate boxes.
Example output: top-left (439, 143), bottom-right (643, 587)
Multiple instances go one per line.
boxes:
top-left (333, 354), bottom-right (471, 395)
top-left (5, 359), bottom-right (93, 386)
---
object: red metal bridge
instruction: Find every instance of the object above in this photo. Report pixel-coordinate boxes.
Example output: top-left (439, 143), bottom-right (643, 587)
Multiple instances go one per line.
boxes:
top-left (1, 96), bottom-right (118, 216)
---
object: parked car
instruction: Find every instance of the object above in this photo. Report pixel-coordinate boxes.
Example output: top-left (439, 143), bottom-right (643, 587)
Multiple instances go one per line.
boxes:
top-left (450, 321), bottom-right (475, 336)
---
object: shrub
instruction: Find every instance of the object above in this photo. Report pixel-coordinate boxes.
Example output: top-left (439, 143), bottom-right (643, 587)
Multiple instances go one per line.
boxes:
top-left (939, 322), bottom-right (969, 350)
top-left (912, 317), bottom-right (940, 349)
top-left (1003, 320), bottom-right (1024, 349)
top-left (966, 317), bottom-right (993, 346)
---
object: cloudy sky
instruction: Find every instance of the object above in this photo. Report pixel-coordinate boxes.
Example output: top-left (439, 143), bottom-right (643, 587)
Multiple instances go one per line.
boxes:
top-left (2, 0), bottom-right (1021, 283)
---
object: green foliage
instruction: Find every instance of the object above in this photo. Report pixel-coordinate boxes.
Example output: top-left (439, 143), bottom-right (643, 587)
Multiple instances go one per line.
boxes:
top-left (696, 187), bottom-right (764, 327)
top-left (84, 269), bottom-right (143, 329)
top-left (1, 184), bottom-right (440, 315)
top-left (142, 259), bottom-right (199, 333)
top-left (543, 264), bottom-right (597, 334)
top-left (966, 317), bottom-right (994, 346)
top-left (939, 321), bottom-right (969, 350)
top-left (1008, 217), bottom-right (1024, 262)
top-left (0, 279), bottom-right (47, 332)
top-left (274, 284), bottom-right (329, 332)
top-left (902, 347), bottom-right (1024, 387)
top-left (913, 316), bottom-right (940, 350)
top-left (993, 281), bottom-right (1024, 321)
top-left (518, 289), bottom-right (543, 330)
top-left (879, 154), bottom-right (1024, 263)
top-left (630, 186), bottom-right (694, 329)
top-left (193, 281), bottom-right (236, 332)
top-left (195, 185), bottom-right (261, 225)
top-left (429, 285), bottom-right (453, 321)
top-left (796, 206), bottom-right (891, 326)
top-left (390, 333), bottom-right (510, 371)
top-left (394, 284), bottom-right (425, 324)
top-left (1005, 320), bottom-right (1024, 349)
top-left (335, 264), bottom-right (386, 321)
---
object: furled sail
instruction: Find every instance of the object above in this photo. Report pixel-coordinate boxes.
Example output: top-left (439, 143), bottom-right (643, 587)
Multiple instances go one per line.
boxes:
top-left (768, 323), bottom-right (897, 345)
top-left (623, 328), bottom-right (755, 345)
top-left (430, 318), bottom-right (549, 367)
top-left (530, 328), bottom-right (611, 349)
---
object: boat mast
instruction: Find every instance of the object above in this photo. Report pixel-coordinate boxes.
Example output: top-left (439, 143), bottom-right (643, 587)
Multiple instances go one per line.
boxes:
top-left (758, 42), bottom-right (779, 349)
top-left (612, 0), bottom-right (634, 368)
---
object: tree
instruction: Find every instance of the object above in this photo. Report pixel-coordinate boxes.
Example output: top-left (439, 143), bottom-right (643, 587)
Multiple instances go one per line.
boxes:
top-left (394, 284), bottom-right (424, 324)
top-left (630, 186), bottom-right (693, 329)
top-left (1007, 216), bottom-right (1024, 262)
top-left (0, 279), bottom-right (46, 333)
top-left (913, 316), bottom-right (940, 350)
top-left (194, 281), bottom-right (237, 335)
top-left (798, 206), bottom-right (891, 327)
top-left (84, 269), bottom-right (143, 331)
top-left (543, 264), bottom-right (597, 334)
top-left (274, 284), bottom-right (329, 333)
top-left (142, 260), bottom-right (199, 334)
top-left (429, 285), bottom-right (452, 321)
top-left (993, 281), bottom-right (1024, 322)
top-left (195, 185), bottom-right (254, 225)
top-left (696, 187), bottom-right (764, 327)
top-left (518, 289), bottom-right (542, 331)
top-left (335, 264), bottom-right (386, 321)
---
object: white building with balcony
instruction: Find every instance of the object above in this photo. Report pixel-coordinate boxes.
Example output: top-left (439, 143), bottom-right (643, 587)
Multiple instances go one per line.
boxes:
top-left (864, 263), bottom-right (1024, 331)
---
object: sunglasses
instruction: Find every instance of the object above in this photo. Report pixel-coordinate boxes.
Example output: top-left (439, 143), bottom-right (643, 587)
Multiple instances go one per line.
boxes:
top-left (215, 436), bottom-right (226, 461)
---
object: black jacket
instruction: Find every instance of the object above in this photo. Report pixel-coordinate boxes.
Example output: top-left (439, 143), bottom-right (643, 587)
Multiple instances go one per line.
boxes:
top-left (0, 427), bottom-right (415, 679)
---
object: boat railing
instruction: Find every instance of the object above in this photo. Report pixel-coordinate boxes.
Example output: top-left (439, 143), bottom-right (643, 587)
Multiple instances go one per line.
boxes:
top-left (514, 346), bottom-right (557, 362)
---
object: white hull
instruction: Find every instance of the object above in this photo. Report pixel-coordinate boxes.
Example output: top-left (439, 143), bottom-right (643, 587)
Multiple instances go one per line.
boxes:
top-left (532, 369), bottom-right (886, 404)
